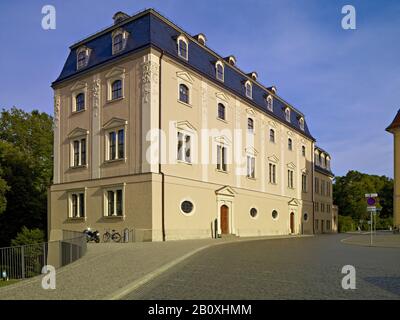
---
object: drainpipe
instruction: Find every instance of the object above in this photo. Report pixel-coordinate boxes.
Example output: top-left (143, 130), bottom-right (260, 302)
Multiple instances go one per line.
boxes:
top-left (158, 51), bottom-right (166, 241)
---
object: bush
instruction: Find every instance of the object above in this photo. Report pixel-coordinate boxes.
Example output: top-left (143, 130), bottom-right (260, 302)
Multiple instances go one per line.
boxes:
top-left (10, 226), bottom-right (45, 246)
top-left (338, 215), bottom-right (356, 233)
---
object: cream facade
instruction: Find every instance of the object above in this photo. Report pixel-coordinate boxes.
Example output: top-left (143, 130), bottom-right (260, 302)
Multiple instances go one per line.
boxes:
top-left (48, 9), bottom-right (337, 241)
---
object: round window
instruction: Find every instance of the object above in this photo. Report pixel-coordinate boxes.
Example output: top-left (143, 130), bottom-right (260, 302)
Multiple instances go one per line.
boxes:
top-left (303, 213), bottom-right (308, 221)
top-left (181, 200), bottom-right (194, 214)
top-left (250, 208), bottom-right (258, 218)
top-left (272, 210), bottom-right (279, 220)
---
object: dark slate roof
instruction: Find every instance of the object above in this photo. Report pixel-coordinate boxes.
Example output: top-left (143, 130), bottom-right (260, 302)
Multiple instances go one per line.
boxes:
top-left (53, 8), bottom-right (315, 140)
top-left (314, 146), bottom-right (334, 177)
top-left (386, 109), bottom-right (400, 132)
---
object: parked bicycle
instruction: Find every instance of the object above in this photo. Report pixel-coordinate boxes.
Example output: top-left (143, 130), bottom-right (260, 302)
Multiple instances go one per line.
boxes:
top-left (103, 229), bottom-right (122, 243)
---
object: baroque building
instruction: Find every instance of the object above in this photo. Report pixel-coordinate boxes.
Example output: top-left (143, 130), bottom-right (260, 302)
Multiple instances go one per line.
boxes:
top-left (48, 9), bottom-right (337, 241)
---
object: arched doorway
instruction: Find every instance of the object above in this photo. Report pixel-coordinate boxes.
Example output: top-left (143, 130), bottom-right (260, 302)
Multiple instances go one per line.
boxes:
top-left (290, 212), bottom-right (295, 234)
top-left (220, 205), bottom-right (229, 234)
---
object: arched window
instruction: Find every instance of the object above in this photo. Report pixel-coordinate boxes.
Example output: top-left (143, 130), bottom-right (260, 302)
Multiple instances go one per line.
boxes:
top-left (216, 62), bottom-right (224, 82)
top-left (179, 84), bottom-right (189, 104)
top-left (302, 145), bottom-right (306, 157)
top-left (245, 81), bottom-right (252, 99)
top-left (218, 103), bottom-right (225, 120)
top-left (113, 33), bottom-right (123, 53)
top-left (267, 95), bottom-right (273, 111)
top-left (288, 138), bottom-right (293, 151)
top-left (178, 36), bottom-right (188, 60)
top-left (75, 93), bottom-right (85, 111)
top-left (247, 118), bottom-right (254, 133)
top-left (269, 129), bottom-right (275, 143)
top-left (285, 108), bottom-right (291, 122)
top-left (77, 51), bottom-right (87, 69)
top-left (299, 117), bottom-right (305, 130)
top-left (111, 80), bottom-right (122, 100)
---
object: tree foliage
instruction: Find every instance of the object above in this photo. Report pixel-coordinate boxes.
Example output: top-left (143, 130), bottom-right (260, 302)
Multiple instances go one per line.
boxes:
top-left (11, 226), bottom-right (45, 246)
top-left (333, 170), bottom-right (393, 223)
top-left (0, 107), bottom-right (53, 246)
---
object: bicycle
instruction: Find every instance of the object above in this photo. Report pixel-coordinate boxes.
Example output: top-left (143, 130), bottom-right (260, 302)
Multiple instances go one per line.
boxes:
top-left (102, 229), bottom-right (122, 243)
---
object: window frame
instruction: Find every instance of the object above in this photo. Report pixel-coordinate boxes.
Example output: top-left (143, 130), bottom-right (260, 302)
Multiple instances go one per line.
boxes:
top-left (70, 135), bottom-right (88, 168)
top-left (177, 131), bottom-right (193, 164)
top-left (266, 95), bottom-right (273, 111)
top-left (216, 144), bottom-right (228, 172)
top-left (217, 103), bottom-right (226, 121)
top-left (288, 138), bottom-right (293, 151)
top-left (106, 127), bottom-right (126, 162)
top-left (287, 169), bottom-right (294, 189)
top-left (247, 117), bottom-right (254, 134)
top-left (177, 35), bottom-right (189, 60)
top-left (103, 184), bottom-right (125, 218)
top-left (245, 80), bottom-right (252, 99)
top-left (76, 46), bottom-right (90, 70)
top-left (269, 163), bottom-right (277, 184)
top-left (246, 155), bottom-right (256, 179)
top-left (180, 199), bottom-right (195, 216)
top-left (285, 107), bottom-right (291, 122)
top-left (215, 61), bottom-right (224, 82)
top-left (269, 129), bottom-right (275, 143)
top-left (68, 189), bottom-right (86, 219)
top-left (179, 83), bottom-right (190, 105)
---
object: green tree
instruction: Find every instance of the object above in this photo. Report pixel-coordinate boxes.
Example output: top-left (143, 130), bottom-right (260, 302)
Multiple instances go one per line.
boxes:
top-left (0, 108), bottom-right (53, 246)
top-left (11, 226), bottom-right (45, 246)
top-left (333, 170), bottom-right (394, 226)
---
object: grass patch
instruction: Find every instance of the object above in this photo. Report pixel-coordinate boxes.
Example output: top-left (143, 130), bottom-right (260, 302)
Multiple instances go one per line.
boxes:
top-left (0, 279), bottom-right (19, 288)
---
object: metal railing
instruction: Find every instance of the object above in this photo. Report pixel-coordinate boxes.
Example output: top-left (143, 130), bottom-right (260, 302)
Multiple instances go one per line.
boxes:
top-left (101, 228), bottom-right (153, 243)
top-left (0, 230), bottom-right (86, 280)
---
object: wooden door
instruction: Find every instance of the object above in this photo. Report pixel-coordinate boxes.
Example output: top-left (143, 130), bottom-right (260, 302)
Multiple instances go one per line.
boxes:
top-left (290, 212), bottom-right (295, 234)
top-left (220, 205), bottom-right (229, 234)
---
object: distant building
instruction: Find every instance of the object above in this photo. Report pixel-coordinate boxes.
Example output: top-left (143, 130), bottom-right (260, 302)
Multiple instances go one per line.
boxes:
top-left (386, 109), bottom-right (400, 230)
top-left (48, 9), bottom-right (337, 241)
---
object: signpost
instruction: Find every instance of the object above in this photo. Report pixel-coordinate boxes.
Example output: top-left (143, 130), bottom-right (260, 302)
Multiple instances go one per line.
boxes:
top-left (365, 193), bottom-right (378, 246)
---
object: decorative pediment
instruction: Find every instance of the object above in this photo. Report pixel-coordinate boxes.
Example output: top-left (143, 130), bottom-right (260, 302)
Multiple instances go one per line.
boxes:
top-left (301, 168), bottom-right (309, 175)
top-left (287, 162), bottom-right (296, 169)
top-left (287, 130), bottom-right (294, 137)
top-left (245, 146), bottom-right (258, 155)
top-left (102, 117), bottom-right (127, 130)
top-left (70, 81), bottom-right (87, 92)
top-left (300, 138), bottom-right (306, 144)
top-left (215, 186), bottom-right (236, 197)
top-left (176, 71), bottom-right (194, 84)
top-left (215, 92), bottom-right (229, 102)
top-left (246, 108), bottom-right (256, 116)
top-left (68, 127), bottom-right (89, 139)
top-left (214, 135), bottom-right (232, 145)
top-left (288, 198), bottom-right (300, 206)
top-left (175, 120), bottom-right (197, 132)
top-left (268, 120), bottom-right (278, 128)
top-left (105, 67), bottom-right (125, 79)
top-left (268, 155), bottom-right (279, 163)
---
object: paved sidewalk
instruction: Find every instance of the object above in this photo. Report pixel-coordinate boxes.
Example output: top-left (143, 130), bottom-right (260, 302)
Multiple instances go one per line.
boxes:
top-left (0, 235), bottom-right (308, 300)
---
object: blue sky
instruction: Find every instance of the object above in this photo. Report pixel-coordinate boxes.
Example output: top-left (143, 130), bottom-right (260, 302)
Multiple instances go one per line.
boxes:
top-left (0, 0), bottom-right (399, 177)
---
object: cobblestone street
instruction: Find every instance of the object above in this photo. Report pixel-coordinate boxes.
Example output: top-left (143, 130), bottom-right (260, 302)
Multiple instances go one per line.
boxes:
top-left (124, 234), bottom-right (400, 300)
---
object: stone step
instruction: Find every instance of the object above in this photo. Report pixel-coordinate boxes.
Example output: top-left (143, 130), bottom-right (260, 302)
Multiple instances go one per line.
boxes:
top-left (220, 234), bottom-right (239, 239)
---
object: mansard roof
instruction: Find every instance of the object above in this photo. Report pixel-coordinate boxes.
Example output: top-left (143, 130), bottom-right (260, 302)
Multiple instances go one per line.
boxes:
top-left (386, 109), bottom-right (400, 133)
top-left (52, 8), bottom-right (314, 140)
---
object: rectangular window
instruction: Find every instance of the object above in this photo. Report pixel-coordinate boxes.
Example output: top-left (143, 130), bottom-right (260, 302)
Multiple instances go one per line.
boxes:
top-left (302, 174), bottom-right (307, 192)
top-left (321, 181), bottom-right (325, 196)
top-left (315, 202), bottom-right (319, 212)
top-left (321, 203), bottom-right (325, 212)
top-left (327, 220), bottom-right (331, 231)
top-left (247, 156), bottom-right (255, 179)
top-left (177, 131), bottom-right (192, 164)
top-left (109, 132), bottom-right (116, 160)
top-left (118, 129), bottom-right (124, 159)
top-left (315, 219), bottom-right (319, 231)
top-left (73, 140), bottom-right (80, 167)
top-left (287, 170), bottom-right (294, 189)
top-left (269, 163), bottom-right (276, 184)
top-left (81, 138), bottom-right (86, 165)
top-left (315, 177), bottom-right (319, 194)
top-left (70, 192), bottom-right (85, 218)
top-left (107, 129), bottom-right (125, 161)
top-left (106, 188), bottom-right (123, 217)
top-left (217, 145), bottom-right (227, 172)
top-left (72, 139), bottom-right (87, 167)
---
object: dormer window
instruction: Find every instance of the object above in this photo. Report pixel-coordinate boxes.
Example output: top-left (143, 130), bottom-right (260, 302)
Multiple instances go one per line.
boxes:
top-left (216, 61), bottom-right (224, 82)
top-left (299, 117), bottom-right (305, 131)
top-left (76, 46), bottom-right (90, 70)
top-left (245, 80), bottom-right (252, 99)
top-left (266, 95), bottom-right (273, 111)
top-left (112, 29), bottom-right (128, 54)
top-left (194, 33), bottom-right (207, 46)
top-left (285, 107), bottom-right (291, 122)
top-left (177, 35), bottom-right (188, 60)
top-left (226, 55), bottom-right (236, 66)
top-left (248, 72), bottom-right (258, 81)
